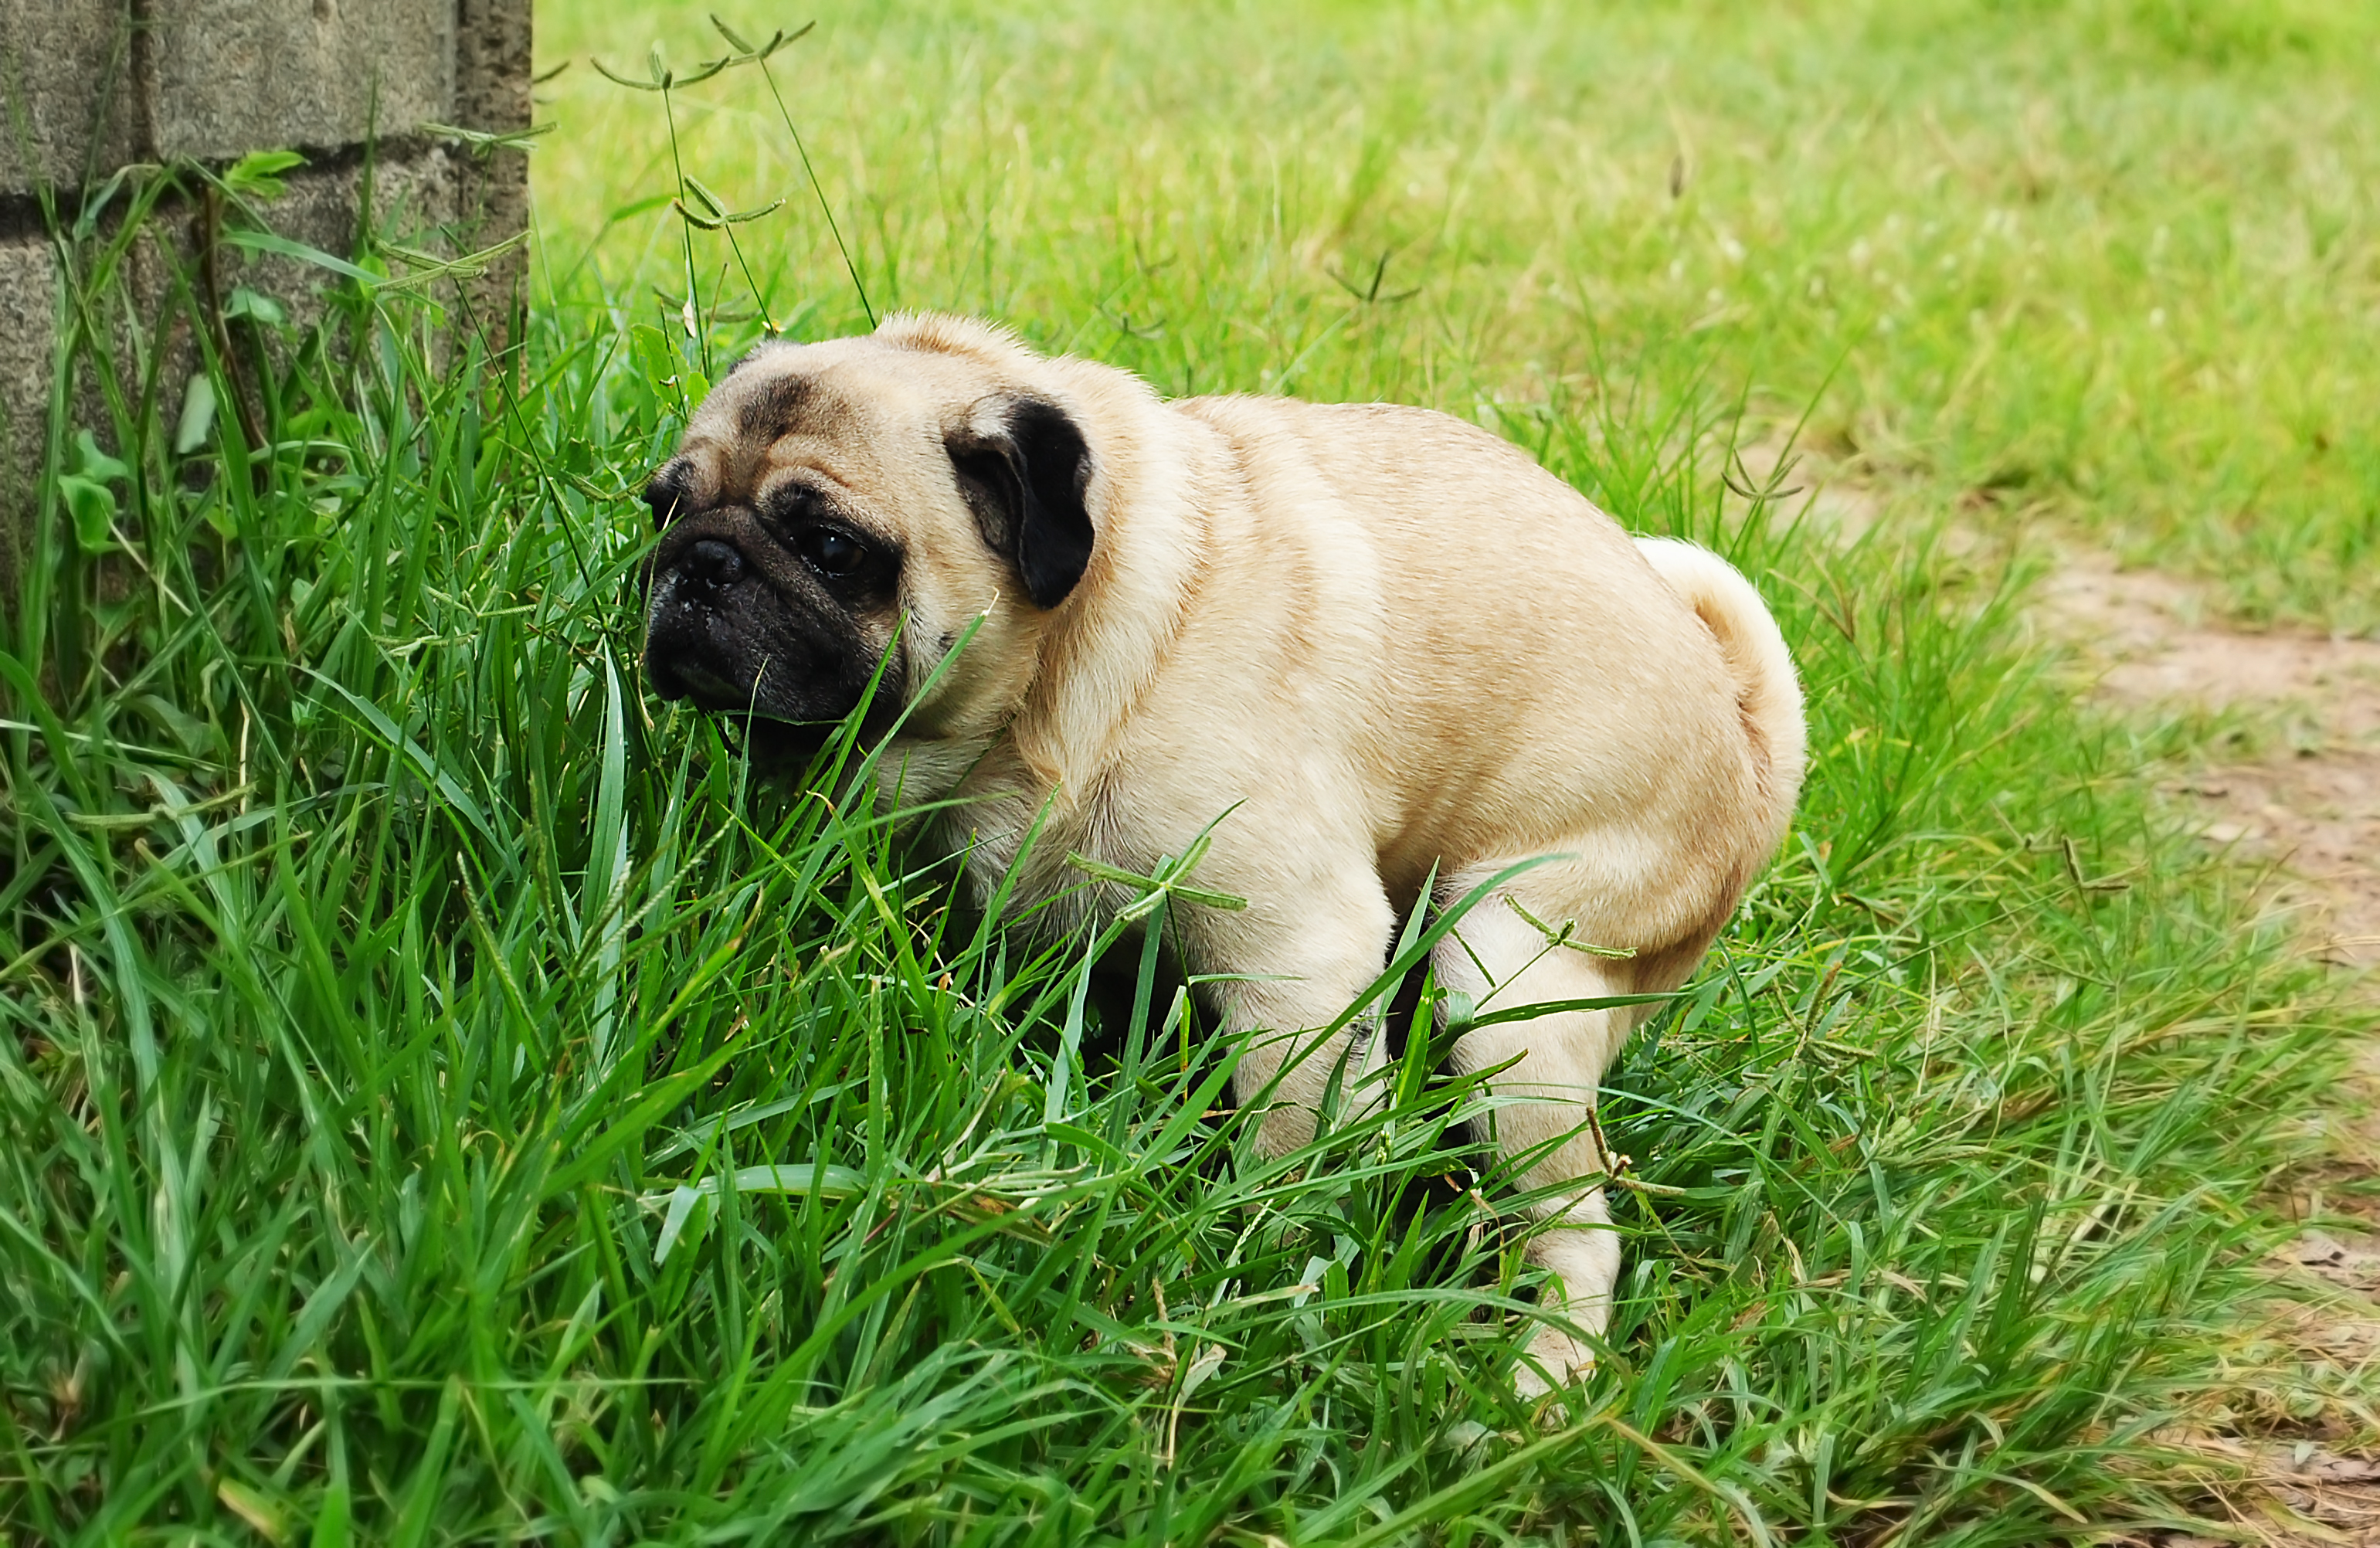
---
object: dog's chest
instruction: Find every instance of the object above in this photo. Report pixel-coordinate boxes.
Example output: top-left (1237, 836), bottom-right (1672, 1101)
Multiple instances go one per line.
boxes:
top-left (908, 755), bottom-right (1149, 934)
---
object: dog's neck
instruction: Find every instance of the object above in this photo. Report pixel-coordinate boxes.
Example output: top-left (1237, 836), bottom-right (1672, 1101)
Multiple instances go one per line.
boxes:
top-left (1003, 362), bottom-right (1212, 810)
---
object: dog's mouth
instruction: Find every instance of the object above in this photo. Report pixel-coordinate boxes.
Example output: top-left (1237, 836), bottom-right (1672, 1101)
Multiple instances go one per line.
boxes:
top-left (646, 649), bottom-right (880, 775)
top-left (654, 654), bottom-right (759, 709)
top-left (718, 712), bottom-right (842, 769)
top-left (647, 657), bottom-right (845, 764)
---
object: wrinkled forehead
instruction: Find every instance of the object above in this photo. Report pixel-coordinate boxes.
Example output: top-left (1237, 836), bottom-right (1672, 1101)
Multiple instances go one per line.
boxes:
top-left (668, 338), bottom-right (1003, 504)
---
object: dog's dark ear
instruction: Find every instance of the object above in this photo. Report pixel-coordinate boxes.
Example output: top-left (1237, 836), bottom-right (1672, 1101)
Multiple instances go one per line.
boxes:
top-left (946, 396), bottom-right (1095, 609)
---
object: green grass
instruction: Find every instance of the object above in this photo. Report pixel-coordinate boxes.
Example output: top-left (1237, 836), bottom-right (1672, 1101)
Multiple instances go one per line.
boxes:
top-left (537, 0), bottom-right (2380, 633)
top-left (2, 1), bottom-right (2372, 1541)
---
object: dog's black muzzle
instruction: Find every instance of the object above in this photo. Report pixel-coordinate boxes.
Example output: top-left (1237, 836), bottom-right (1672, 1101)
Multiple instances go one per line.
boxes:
top-left (640, 512), bottom-right (898, 766)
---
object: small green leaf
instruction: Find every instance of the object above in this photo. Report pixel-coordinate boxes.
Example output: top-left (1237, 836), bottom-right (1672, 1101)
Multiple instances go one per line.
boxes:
top-left (711, 13), bottom-right (755, 52)
top-left (59, 476), bottom-right (118, 552)
top-left (175, 375), bottom-right (217, 454)
top-left (61, 433), bottom-right (129, 554)
top-left (73, 429), bottom-right (129, 485)
top-left (224, 148), bottom-right (305, 201)
top-left (223, 287), bottom-right (289, 326)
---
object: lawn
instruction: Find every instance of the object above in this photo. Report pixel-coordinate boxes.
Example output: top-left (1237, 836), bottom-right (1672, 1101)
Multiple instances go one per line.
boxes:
top-left (2, 0), bottom-right (2375, 1541)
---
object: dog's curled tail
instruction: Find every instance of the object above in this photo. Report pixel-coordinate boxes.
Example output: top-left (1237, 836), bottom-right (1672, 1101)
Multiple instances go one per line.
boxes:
top-left (1635, 538), bottom-right (1808, 857)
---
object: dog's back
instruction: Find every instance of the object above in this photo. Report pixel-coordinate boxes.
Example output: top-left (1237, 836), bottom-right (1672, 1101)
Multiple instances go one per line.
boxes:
top-left (1162, 394), bottom-right (1791, 928)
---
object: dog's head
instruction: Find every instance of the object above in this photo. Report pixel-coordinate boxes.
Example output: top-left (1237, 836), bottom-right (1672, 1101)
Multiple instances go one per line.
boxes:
top-left (640, 317), bottom-right (1095, 765)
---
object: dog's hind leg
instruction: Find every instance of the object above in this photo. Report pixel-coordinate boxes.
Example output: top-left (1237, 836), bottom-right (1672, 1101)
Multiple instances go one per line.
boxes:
top-left (1431, 875), bottom-right (1665, 1394)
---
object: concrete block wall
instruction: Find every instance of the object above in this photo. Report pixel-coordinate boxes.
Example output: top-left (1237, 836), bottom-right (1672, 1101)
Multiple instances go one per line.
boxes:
top-left (0, 0), bottom-right (533, 610)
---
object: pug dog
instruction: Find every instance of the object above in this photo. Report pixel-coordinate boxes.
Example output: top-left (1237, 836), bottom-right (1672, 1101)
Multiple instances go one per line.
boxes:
top-left (641, 313), bottom-right (1806, 1390)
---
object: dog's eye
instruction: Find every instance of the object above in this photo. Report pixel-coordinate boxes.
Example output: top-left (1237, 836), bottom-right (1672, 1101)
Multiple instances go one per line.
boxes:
top-left (800, 527), bottom-right (867, 579)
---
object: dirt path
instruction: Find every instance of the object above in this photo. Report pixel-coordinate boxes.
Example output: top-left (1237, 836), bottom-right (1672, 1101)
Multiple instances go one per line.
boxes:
top-left (2040, 559), bottom-right (2380, 969)
top-left (2035, 555), bottom-right (2380, 1546)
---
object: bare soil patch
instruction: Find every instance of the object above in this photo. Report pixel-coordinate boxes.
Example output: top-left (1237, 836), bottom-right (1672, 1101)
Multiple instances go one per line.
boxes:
top-left (2038, 553), bottom-right (2380, 1546)
top-left (2037, 558), bottom-right (2380, 970)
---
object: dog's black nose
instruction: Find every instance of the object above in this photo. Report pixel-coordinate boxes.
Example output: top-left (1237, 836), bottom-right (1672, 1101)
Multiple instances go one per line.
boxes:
top-left (683, 538), bottom-right (745, 589)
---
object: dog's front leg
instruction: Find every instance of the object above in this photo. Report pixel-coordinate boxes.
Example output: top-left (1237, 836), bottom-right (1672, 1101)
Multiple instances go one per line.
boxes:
top-left (1176, 869), bottom-right (1398, 1158)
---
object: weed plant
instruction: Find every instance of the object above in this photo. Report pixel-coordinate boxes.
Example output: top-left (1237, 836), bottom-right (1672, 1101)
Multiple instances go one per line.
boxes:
top-left (1, 2), bottom-right (2368, 1543)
